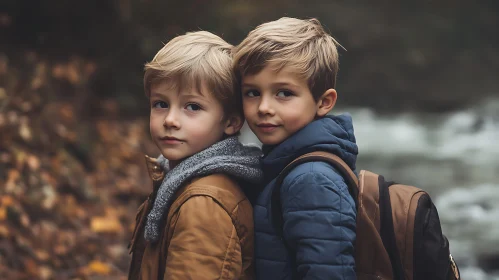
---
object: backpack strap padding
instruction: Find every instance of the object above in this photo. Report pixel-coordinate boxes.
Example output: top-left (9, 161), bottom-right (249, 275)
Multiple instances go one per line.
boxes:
top-left (388, 184), bottom-right (426, 280)
top-left (271, 151), bottom-right (360, 237)
top-left (358, 170), bottom-right (382, 230)
top-left (286, 151), bottom-right (359, 192)
top-left (356, 170), bottom-right (394, 279)
top-left (270, 152), bottom-right (395, 279)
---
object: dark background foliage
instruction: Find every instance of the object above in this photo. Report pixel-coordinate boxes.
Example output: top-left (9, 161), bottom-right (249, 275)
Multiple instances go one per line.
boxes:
top-left (0, 1), bottom-right (498, 278)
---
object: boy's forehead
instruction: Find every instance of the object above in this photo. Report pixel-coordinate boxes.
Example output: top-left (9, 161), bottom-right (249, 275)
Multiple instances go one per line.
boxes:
top-left (150, 79), bottom-right (212, 98)
top-left (242, 63), bottom-right (306, 85)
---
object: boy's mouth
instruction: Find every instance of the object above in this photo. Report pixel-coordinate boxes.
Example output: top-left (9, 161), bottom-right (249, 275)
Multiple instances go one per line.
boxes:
top-left (256, 123), bottom-right (280, 133)
top-left (159, 136), bottom-right (184, 144)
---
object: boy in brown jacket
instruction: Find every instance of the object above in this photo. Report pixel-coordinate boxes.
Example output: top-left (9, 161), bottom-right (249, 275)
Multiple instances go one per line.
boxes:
top-left (128, 31), bottom-right (262, 280)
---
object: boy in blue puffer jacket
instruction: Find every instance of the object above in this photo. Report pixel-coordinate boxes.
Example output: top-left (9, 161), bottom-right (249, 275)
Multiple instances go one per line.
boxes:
top-left (233, 17), bottom-right (358, 279)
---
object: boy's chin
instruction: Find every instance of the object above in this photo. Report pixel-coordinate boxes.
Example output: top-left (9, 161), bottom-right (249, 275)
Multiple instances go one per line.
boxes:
top-left (257, 135), bottom-right (285, 146)
top-left (158, 150), bottom-right (189, 163)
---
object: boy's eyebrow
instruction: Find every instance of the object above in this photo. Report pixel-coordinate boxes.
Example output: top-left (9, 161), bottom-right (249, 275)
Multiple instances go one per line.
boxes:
top-left (149, 91), bottom-right (210, 101)
top-left (242, 81), bottom-right (300, 88)
top-left (180, 93), bottom-right (212, 103)
top-left (182, 93), bottom-right (203, 98)
top-left (241, 82), bottom-right (259, 88)
top-left (150, 92), bottom-right (164, 99)
top-left (272, 82), bottom-right (300, 88)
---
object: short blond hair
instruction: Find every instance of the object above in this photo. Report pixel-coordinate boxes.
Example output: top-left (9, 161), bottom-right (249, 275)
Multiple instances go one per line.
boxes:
top-left (144, 31), bottom-right (241, 119)
top-left (233, 17), bottom-right (341, 100)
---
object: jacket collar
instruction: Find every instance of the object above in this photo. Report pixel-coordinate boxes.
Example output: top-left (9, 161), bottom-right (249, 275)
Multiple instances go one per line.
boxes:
top-left (261, 114), bottom-right (358, 184)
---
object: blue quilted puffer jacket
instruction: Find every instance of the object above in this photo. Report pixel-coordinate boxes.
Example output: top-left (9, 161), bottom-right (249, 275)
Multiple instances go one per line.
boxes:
top-left (254, 114), bottom-right (358, 280)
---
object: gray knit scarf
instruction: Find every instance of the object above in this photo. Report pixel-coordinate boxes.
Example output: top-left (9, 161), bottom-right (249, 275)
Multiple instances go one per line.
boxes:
top-left (144, 136), bottom-right (263, 243)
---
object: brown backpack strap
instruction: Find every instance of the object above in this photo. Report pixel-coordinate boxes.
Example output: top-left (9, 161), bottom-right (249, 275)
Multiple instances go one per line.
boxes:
top-left (271, 151), bottom-right (359, 236)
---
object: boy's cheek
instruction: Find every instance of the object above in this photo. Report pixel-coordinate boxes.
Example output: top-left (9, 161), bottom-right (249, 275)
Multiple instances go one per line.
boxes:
top-left (242, 102), bottom-right (256, 117)
top-left (149, 116), bottom-right (163, 138)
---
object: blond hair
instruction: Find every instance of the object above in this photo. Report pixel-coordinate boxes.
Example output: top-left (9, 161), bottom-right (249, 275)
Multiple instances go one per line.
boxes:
top-left (233, 17), bottom-right (342, 100)
top-left (144, 31), bottom-right (241, 119)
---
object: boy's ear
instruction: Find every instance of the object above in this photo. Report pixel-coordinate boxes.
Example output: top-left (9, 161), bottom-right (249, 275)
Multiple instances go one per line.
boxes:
top-left (224, 115), bottom-right (244, 136)
top-left (316, 89), bottom-right (337, 117)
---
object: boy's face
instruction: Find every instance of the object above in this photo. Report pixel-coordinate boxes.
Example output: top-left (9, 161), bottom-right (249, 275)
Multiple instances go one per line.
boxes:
top-left (241, 64), bottom-right (320, 145)
top-left (149, 80), bottom-right (229, 166)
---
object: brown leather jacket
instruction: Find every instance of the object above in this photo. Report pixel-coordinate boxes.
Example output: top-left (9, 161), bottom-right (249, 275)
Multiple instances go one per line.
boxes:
top-left (128, 156), bottom-right (254, 280)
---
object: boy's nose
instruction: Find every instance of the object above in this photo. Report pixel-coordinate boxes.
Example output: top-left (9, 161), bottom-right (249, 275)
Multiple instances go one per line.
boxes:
top-left (257, 97), bottom-right (275, 116)
top-left (163, 110), bottom-right (181, 129)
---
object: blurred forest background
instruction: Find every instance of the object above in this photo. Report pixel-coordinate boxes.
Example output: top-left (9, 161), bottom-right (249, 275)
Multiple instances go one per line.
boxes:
top-left (1, 0), bottom-right (498, 279)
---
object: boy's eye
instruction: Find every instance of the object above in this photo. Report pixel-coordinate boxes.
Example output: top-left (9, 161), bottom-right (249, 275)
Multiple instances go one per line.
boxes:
top-left (276, 90), bottom-right (293, 98)
top-left (186, 103), bottom-right (202, 111)
top-left (153, 101), bottom-right (169, 108)
top-left (245, 90), bottom-right (260, 97)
